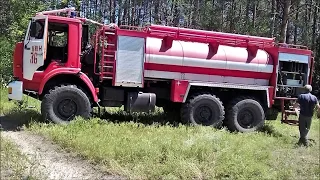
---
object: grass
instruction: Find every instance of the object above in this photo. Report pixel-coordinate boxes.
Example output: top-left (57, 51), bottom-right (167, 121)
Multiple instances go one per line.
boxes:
top-left (27, 118), bottom-right (320, 180)
top-left (0, 136), bottom-right (40, 180)
top-left (1, 87), bottom-right (319, 179)
top-left (0, 86), bottom-right (18, 115)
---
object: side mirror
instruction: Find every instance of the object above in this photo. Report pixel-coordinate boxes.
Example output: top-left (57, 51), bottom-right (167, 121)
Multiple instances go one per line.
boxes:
top-left (30, 22), bottom-right (37, 37)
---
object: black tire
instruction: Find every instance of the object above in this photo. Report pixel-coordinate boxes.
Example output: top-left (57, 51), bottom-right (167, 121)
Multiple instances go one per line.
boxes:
top-left (181, 93), bottom-right (225, 128)
top-left (41, 84), bottom-right (92, 124)
top-left (226, 96), bottom-right (265, 132)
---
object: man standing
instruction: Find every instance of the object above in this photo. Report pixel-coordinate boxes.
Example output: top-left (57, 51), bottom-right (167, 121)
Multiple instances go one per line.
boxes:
top-left (294, 85), bottom-right (320, 147)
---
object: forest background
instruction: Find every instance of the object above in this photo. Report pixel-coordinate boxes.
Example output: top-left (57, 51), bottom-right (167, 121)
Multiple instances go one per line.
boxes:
top-left (0, 0), bottom-right (319, 91)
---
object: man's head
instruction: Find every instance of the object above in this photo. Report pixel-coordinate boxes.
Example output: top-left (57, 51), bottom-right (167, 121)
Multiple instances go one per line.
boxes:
top-left (304, 84), bottom-right (312, 93)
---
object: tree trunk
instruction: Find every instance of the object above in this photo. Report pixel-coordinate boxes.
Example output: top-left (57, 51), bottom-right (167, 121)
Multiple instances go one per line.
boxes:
top-left (311, 0), bottom-right (319, 50)
top-left (112, 0), bottom-right (116, 23)
top-left (192, 0), bottom-right (200, 29)
top-left (229, 0), bottom-right (236, 33)
top-left (173, 1), bottom-right (179, 26)
top-left (245, 0), bottom-right (250, 33)
top-left (109, 0), bottom-right (112, 23)
top-left (302, 0), bottom-right (309, 45)
top-left (279, 0), bottom-right (292, 43)
top-left (149, 0), bottom-right (152, 23)
top-left (122, 0), bottom-right (128, 24)
top-left (294, 8), bottom-right (299, 44)
top-left (286, 20), bottom-right (291, 44)
top-left (252, 1), bottom-right (257, 29)
top-left (220, 1), bottom-right (225, 32)
top-left (154, 0), bottom-right (160, 24)
top-left (117, 0), bottom-right (122, 25)
top-left (270, 0), bottom-right (276, 37)
top-left (131, 0), bottom-right (135, 26)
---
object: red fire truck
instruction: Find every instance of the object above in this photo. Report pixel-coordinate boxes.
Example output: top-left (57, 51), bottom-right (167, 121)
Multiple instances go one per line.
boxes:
top-left (7, 8), bottom-right (314, 132)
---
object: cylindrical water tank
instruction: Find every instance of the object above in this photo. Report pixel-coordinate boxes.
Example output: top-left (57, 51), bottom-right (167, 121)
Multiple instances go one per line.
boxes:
top-left (144, 37), bottom-right (274, 86)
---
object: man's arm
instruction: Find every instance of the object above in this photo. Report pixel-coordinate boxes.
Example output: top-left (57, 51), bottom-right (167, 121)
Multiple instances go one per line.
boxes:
top-left (293, 97), bottom-right (301, 116)
top-left (294, 95), bottom-right (301, 108)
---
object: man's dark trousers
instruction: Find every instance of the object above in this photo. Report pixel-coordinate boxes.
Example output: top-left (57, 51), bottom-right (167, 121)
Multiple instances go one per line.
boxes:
top-left (298, 114), bottom-right (313, 146)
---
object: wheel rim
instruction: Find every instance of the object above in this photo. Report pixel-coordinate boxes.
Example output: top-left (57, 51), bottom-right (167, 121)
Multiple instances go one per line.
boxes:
top-left (238, 108), bottom-right (254, 128)
top-left (57, 99), bottom-right (77, 120)
top-left (194, 105), bottom-right (213, 125)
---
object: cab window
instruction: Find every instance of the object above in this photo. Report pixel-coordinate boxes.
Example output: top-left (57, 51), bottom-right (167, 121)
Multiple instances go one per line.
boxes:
top-left (29, 20), bottom-right (44, 39)
top-left (46, 22), bottom-right (69, 63)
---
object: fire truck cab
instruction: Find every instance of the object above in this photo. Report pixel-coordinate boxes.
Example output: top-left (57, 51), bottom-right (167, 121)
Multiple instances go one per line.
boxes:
top-left (8, 8), bottom-right (314, 132)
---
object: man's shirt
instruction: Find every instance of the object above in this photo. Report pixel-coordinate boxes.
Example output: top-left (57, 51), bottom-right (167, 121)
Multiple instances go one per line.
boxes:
top-left (298, 92), bottom-right (319, 117)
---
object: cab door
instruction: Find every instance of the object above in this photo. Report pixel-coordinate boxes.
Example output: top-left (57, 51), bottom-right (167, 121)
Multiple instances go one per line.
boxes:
top-left (23, 15), bottom-right (48, 80)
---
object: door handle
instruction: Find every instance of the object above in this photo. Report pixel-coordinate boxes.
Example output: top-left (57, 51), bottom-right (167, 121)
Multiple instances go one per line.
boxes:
top-left (24, 45), bottom-right (30, 50)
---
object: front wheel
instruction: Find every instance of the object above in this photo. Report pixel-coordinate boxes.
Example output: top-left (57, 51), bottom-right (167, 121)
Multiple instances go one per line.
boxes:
top-left (226, 96), bottom-right (265, 132)
top-left (41, 85), bottom-right (92, 124)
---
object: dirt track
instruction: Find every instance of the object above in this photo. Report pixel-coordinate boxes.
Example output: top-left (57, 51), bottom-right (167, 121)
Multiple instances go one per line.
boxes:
top-left (0, 116), bottom-right (124, 180)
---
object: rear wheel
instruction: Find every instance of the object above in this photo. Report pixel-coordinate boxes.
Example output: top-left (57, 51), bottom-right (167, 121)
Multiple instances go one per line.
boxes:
top-left (181, 93), bottom-right (225, 128)
top-left (41, 84), bottom-right (92, 124)
top-left (226, 96), bottom-right (265, 132)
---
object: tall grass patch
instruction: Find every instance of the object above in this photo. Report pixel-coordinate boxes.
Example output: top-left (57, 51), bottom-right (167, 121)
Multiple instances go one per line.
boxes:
top-left (28, 117), bottom-right (320, 180)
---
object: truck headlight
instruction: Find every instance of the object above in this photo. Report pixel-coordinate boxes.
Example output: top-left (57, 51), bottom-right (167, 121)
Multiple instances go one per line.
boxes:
top-left (8, 87), bottom-right (12, 94)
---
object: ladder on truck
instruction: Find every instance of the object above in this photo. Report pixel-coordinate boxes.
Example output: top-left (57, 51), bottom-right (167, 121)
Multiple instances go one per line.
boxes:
top-left (278, 97), bottom-right (300, 126)
top-left (95, 26), bottom-right (117, 82)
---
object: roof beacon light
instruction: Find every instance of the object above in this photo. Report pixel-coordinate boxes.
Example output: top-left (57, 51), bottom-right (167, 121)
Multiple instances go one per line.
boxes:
top-left (70, 11), bottom-right (76, 18)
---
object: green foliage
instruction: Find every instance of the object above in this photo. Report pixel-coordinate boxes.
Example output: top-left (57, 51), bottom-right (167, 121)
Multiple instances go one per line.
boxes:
top-left (0, 37), bottom-right (14, 85)
top-left (7, 0), bottom-right (47, 41)
top-left (312, 36), bottom-right (320, 90)
top-left (0, 86), bottom-right (41, 116)
top-left (0, 0), bottom-right (47, 83)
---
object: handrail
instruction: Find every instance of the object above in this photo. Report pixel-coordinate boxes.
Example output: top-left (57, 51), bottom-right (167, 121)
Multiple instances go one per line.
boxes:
top-left (278, 43), bottom-right (309, 50)
top-left (38, 8), bottom-right (311, 51)
top-left (113, 24), bottom-right (312, 51)
top-left (114, 24), bottom-right (276, 49)
top-left (147, 24), bottom-right (275, 42)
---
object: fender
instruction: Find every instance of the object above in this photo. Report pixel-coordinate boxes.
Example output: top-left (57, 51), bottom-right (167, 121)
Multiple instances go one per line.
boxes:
top-left (78, 72), bottom-right (99, 102)
top-left (185, 82), bottom-right (274, 108)
top-left (39, 67), bottom-right (99, 102)
top-left (172, 79), bottom-right (274, 108)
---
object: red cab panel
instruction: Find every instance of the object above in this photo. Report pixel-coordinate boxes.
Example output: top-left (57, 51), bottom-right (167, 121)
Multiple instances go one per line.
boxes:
top-left (13, 42), bottom-right (24, 79)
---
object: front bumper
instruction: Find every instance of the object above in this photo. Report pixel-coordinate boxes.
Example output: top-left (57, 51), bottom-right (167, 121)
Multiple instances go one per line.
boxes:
top-left (8, 81), bottom-right (23, 101)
